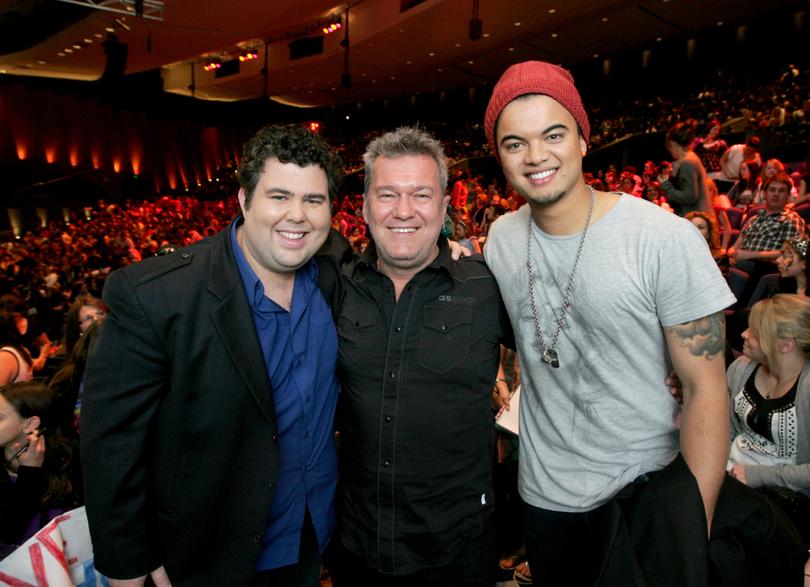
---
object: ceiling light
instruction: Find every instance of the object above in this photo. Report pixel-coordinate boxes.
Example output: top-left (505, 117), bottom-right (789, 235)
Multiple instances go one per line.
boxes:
top-left (455, 43), bottom-right (461, 47)
top-left (322, 14), bottom-right (342, 35)
top-left (602, 17), bottom-right (608, 22)
top-left (428, 52), bottom-right (435, 56)
top-left (94, 33), bottom-right (104, 38)
top-left (57, 52), bottom-right (65, 57)
top-left (514, 22), bottom-right (522, 26)
top-left (238, 49), bottom-right (259, 62)
top-left (73, 44), bottom-right (82, 49)
top-left (717, 21), bottom-right (723, 26)
top-left (468, 60), bottom-right (474, 64)
top-left (508, 47), bottom-right (515, 51)
top-left (83, 38), bottom-right (93, 43)
top-left (37, 60), bottom-right (47, 64)
top-left (64, 48), bottom-right (73, 53)
top-left (552, 33), bottom-right (558, 38)
top-left (406, 60), bottom-right (411, 64)
top-left (549, 8), bottom-right (556, 13)
top-left (483, 33), bottom-right (490, 38)
top-left (203, 58), bottom-right (222, 72)
top-left (656, 37), bottom-right (662, 42)
top-left (593, 53), bottom-right (599, 58)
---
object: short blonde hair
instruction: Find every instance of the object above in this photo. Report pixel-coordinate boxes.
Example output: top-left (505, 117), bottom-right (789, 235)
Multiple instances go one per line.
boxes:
top-left (748, 294), bottom-right (810, 366)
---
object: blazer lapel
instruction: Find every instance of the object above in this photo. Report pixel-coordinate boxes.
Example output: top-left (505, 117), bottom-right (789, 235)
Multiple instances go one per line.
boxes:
top-left (208, 225), bottom-right (276, 424)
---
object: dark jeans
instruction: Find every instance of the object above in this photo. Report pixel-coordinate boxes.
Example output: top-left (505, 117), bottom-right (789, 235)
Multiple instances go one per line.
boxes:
top-left (522, 500), bottom-right (611, 587)
top-left (331, 525), bottom-right (495, 587)
top-left (249, 509), bottom-right (322, 587)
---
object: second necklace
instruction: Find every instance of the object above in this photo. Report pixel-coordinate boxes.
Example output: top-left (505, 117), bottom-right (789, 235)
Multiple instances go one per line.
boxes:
top-left (526, 185), bottom-right (595, 368)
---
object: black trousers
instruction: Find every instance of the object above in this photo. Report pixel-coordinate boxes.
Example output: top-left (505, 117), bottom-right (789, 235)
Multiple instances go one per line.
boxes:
top-left (331, 524), bottom-right (495, 587)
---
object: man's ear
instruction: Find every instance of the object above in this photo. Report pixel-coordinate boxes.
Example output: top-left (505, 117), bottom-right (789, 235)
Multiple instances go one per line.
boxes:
top-left (580, 136), bottom-right (587, 157)
top-left (238, 188), bottom-right (248, 214)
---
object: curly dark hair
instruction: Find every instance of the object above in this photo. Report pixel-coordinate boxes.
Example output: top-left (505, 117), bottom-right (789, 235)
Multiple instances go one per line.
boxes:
top-left (236, 124), bottom-right (342, 207)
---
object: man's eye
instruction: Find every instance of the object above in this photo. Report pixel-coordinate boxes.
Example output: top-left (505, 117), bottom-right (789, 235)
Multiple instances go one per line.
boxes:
top-left (504, 142), bottom-right (522, 152)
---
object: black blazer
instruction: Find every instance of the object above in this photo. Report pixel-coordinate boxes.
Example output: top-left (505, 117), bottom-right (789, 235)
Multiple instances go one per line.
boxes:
top-left (82, 224), bottom-right (281, 585)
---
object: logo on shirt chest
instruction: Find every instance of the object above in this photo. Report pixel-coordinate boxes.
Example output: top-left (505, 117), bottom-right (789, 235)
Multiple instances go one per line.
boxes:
top-left (437, 294), bottom-right (475, 305)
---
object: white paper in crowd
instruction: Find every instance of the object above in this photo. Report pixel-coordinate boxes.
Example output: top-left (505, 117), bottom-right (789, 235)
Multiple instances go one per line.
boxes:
top-left (0, 506), bottom-right (109, 586)
top-left (495, 385), bottom-right (520, 436)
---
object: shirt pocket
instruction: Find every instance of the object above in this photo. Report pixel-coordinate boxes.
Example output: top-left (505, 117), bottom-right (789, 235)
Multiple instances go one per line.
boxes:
top-left (337, 302), bottom-right (377, 367)
top-left (417, 304), bottom-right (473, 374)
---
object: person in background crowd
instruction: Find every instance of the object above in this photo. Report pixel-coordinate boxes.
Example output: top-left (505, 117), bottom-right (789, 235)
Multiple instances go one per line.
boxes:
top-left (696, 118), bottom-right (728, 177)
top-left (729, 172), bottom-right (805, 303)
top-left (658, 120), bottom-right (715, 218)
top-left (687, 211), bottom-right (729, 277)
top-left (720, 135), bottom-right (763, 183)
top-left (1, 381), bottom-right (81, 557)
top-left (728, 160), bottom-right (763, 208)
top-left (61, 295), bottom-right (108, 358)
top-left (727, 294), bottom-right (810, 543)
top-left (775, 237), bottom-right (810, 299)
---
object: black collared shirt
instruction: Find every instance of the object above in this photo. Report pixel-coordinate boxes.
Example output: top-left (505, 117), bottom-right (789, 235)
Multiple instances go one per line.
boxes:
top-left (320, 238), bottom-right (512, 575)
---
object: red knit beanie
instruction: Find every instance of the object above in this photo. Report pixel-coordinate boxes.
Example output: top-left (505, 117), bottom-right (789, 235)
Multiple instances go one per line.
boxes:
top-left (485, 61), bottom-right (590, 161)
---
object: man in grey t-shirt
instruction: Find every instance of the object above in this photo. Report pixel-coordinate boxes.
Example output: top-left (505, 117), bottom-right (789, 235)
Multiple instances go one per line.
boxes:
top-left (483, 61), bottom-right (735, 585)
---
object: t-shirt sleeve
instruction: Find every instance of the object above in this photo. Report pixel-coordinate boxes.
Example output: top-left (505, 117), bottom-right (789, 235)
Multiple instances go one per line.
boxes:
top-left (654, 221), bottom-right (737, 327)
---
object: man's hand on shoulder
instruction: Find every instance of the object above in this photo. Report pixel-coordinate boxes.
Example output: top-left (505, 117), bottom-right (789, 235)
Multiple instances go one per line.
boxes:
top-left (447, 238), bottom-right (473, 260)
top-left (110, 566), bottom-right (172, 587)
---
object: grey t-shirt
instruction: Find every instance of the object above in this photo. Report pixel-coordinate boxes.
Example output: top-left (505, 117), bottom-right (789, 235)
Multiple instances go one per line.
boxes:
top-left (484, 194), bottom-right (735, 512)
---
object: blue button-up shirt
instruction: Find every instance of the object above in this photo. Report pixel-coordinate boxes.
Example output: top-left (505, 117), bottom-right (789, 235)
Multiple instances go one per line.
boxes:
top-left (230, 220), bottom-right (338, 571)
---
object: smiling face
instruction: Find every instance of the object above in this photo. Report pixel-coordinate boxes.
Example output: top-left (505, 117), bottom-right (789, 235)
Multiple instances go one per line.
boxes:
top-left (764, 160), bottom-right (781, 178)
top-left (496, 94), bottom-right (587, 208)
top-left (237, 157), bottom-right (331, 283)
top-left (741, 327), bottom-right (767, 364)
top-left (777, 243), bottom-right (806, 278)
top-left (363, 155), bottom-right (449, 279)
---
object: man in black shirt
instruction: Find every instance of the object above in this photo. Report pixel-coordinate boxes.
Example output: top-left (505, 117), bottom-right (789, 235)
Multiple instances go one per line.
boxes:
top-left (322, 127), bottom-right (511, 585)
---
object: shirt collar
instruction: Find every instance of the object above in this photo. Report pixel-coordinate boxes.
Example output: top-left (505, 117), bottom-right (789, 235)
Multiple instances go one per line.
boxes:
top-left (229, 216), bottom-right (319, 311)
top-left (358, 236), bottom-right (464, 281)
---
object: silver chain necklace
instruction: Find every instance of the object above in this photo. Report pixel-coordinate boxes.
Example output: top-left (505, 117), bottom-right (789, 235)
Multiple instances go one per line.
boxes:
top-left (526, 186), bottom-right (595, 368)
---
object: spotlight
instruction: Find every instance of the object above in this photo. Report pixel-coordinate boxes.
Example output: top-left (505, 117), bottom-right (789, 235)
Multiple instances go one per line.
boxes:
top-left (322, 15), bottom-right (342, 35)
top-left (203, 59), bottom-right (222, 72)
top-left (238, 50), bottom-right (259, 62)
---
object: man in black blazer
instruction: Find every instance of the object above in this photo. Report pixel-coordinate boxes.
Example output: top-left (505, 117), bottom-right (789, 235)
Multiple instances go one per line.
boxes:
top-left (81, 125), bottom-right (343, 586)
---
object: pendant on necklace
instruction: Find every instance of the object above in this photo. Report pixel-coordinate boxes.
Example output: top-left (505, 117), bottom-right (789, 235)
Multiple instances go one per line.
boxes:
top-left (542, 348), bottom-right (560, 368)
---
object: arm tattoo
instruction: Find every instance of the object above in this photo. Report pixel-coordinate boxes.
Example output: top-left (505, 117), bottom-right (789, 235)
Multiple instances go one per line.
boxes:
top-left (666, 311), bottom-right (725, 359)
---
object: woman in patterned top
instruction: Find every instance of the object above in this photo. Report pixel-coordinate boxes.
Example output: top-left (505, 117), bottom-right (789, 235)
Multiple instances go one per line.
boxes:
top-left (727, 294), bottom-right (810, 500)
